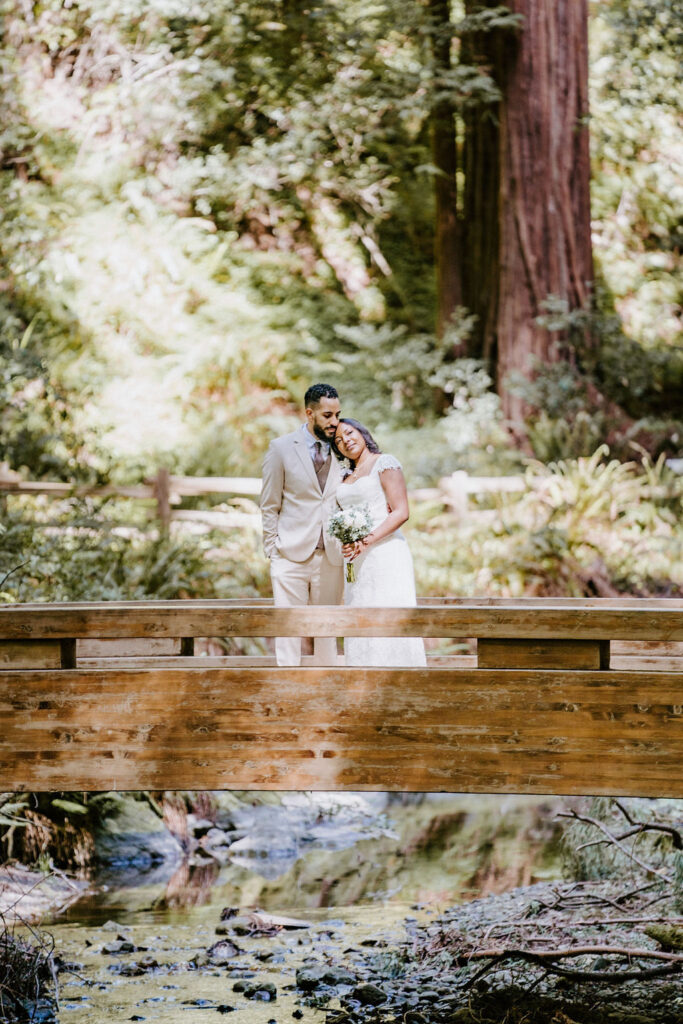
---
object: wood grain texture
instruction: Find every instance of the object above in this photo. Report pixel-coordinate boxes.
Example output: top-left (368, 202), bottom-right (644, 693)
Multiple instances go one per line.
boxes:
top-left (477, 638), bottom-right (607, 670)
top-left (77, 638), bottom-right (181, 657)
top-left (2, 666), bottom-right (682, 795)
top-left (0, 640), bottom-right (62, 669)
top-left (1, 600), bottom-right (682, 641)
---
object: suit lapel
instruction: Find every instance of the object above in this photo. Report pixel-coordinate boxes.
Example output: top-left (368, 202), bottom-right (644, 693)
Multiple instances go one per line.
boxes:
top-left (293, 433), bottom-right (320, 489)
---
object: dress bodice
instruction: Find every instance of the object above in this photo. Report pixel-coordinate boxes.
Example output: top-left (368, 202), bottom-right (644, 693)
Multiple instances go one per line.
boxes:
top-left (335, 454), bottom-right (402, 532)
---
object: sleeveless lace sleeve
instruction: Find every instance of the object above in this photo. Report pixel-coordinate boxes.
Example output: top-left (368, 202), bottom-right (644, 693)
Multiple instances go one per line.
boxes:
top-left (375, 453), bottom-right (402, 474)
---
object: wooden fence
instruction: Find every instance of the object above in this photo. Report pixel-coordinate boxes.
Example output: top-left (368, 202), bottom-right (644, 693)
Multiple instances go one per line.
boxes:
top-left (0, 465), bottom-right (525, 529)
top-left (3, 461), bottom-right (680, 531)
top-left (1, 598), bottom-right (682, 796)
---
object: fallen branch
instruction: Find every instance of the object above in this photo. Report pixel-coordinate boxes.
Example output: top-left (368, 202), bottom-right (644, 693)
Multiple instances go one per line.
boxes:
top-left (558, 809), bottom-right (673, 882)
top-left (462, 944), bottom-right (683, 987)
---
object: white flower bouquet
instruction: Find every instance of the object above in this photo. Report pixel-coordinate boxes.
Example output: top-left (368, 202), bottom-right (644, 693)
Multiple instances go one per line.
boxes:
top-left (327, 503), bottom-right (373, 582)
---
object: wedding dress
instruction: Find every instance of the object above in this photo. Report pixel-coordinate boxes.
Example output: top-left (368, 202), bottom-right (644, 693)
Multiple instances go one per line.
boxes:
top-left (335, 454), bottom-right (426, 667)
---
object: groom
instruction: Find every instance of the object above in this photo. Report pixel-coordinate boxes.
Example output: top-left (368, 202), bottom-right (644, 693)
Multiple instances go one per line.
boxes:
top-left (260, 383), bottom-right (344, 666)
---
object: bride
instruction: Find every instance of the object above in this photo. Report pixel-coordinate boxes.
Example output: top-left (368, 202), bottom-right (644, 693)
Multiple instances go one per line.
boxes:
top-left (332, 418), bottom-right (426, 667)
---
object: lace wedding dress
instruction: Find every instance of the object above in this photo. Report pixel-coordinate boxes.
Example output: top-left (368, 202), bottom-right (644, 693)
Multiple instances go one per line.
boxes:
top-left (335, 454), bottom-right (426, 667)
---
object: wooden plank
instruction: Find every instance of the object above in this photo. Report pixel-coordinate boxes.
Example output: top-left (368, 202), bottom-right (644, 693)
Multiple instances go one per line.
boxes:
top-left (1, 601), bottom-right (682, 641)
top-left (612, 641), bottom-right (683, 656)
top-left (477, 639), bottom-right (608, 670)
top-left (168, 475), bottom-right (261, 497)
top-left (8, 597), bottom-right (683, 610)
top-left (0, 640), bottom-right (62, 670)
top-left (76, 654), bottom-right (474, 669)
top-left (77, 638), bottom-right (181, 657)
top-left (2, 667), bottom-right (682, 795)
top-left (611, 656), bottom-right (683, 671)
top-left (77, 654), bottom-right (350, 668)
top-left (0, 481), bottom-right (152, 498)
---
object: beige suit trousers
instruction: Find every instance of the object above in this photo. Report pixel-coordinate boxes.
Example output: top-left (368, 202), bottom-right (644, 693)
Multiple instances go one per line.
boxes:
top-left (270, 549), bottom-right (343, 666)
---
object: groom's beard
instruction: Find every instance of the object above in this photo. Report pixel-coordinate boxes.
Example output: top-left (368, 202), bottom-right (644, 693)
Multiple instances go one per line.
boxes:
top-left (313, 424), bottom-right (334, 442)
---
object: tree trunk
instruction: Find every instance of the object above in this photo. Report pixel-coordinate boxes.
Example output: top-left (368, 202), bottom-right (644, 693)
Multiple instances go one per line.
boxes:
top-left (429, 0), bottom-right (462, 342)
top-left (462, 0), bottom-right (593, 423)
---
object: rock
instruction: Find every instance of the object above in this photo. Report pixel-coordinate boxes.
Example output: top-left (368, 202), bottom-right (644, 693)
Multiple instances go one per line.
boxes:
top-left (0, 864), bottom-right (90, 923)
top-left (351, 984), bottom-right (388, 1006)
top-left (296, 966), bottom-right (327, 991)
top-left (246, 982), bottom-right (277, 1001)
top-left (295, 964), bottom-right (355, 991)
top-left (323, 966), bottom-right (356, 986)
top-left (234, 980), bottom-right (277, 1000)
top-left (645, 924), bottom-right (683, 951)
top-left (100, 937), bottom-right (141, 954)
top-left (188, 953), bottom-right (210, 969)
top-left (206, 939), bottom-right (243, 963)
top-left (115, 957), bottom-right (159, 976)
top-left (90, 793), bottom-right (184, 867)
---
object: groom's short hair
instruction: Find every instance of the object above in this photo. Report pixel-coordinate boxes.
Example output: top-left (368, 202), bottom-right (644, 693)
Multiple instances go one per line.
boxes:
top-left (304, 383), bottom-right (339, 408)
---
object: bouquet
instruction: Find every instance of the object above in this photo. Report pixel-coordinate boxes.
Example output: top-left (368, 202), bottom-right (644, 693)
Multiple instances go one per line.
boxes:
top-left (327, 503), bottom-right (373, 582)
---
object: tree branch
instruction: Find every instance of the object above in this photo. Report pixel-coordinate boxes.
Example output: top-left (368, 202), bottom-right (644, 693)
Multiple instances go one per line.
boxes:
top-left (558, 809), bottom-right (673, 882)
top-left (462, 944), bottom-right (683, 987)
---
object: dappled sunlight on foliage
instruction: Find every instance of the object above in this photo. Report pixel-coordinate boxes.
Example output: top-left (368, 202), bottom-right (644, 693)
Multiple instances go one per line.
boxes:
top-left (0, 0), bottom-right (681, 602)
top-left (409, 447), bottom-right (683, 598)
top-left (0, 497), bottom-right (269, 603)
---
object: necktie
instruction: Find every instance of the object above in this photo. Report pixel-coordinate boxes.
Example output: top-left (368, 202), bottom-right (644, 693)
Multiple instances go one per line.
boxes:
top-left (313, 440), bottom-right (325, 473)
top-left (313, 441), bottom-right (330, 548)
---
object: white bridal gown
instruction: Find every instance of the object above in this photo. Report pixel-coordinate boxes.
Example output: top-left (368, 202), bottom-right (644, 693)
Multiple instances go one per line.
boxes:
top-left (335, 454), bottom-right (427, 667)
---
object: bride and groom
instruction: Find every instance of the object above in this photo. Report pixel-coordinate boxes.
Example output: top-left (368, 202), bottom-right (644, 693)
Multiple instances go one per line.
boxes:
top-left (260, 382), bottom-right (425, 668)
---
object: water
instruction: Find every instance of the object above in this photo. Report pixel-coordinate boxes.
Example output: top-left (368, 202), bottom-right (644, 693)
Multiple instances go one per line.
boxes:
top-left (35, 794), bottom-right (566, 1021)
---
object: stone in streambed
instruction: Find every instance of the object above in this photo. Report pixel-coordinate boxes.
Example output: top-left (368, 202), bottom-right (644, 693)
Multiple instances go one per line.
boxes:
top-left (188, 952), bottom-right (210, 969)
top-left (113, 956), bottom-right (159, 976)
top-left (100, 936), bottom-right (143, 954)
top-left (296, 965), bottom-right (356, 991)
top-left (351, 984), bottom-right (388, 1006)
top-left (233, 980), bottom-right (277, 1001)
top-left (206, 939), bottom-right (243, 963)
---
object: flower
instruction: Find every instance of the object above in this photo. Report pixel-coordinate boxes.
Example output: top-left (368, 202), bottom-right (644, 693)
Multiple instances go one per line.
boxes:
top-left (327, 503), bottom-right (373, 582)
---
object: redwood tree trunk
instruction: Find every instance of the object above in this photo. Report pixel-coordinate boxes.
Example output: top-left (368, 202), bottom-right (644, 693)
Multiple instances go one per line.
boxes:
top-left (429, 0), bottom-right (462, 341)
top-left (462, 0), bottom-right (593, 423)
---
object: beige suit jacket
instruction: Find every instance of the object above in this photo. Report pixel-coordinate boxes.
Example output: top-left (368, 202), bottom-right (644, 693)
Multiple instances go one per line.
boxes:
top-left (260, 429), bottom-right (343, 564)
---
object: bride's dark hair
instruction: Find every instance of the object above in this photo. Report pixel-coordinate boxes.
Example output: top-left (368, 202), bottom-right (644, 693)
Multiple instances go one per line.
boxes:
top-left (332, 417), bottom-right (381, 470)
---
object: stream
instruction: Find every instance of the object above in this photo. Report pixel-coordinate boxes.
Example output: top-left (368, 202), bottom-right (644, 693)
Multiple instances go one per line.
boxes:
top-left (26, 794), bottom-right (569, 1023)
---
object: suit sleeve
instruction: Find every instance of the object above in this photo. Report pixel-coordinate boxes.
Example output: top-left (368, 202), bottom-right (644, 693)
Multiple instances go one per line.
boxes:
top-left (260, 442), bottom-right (284, 558)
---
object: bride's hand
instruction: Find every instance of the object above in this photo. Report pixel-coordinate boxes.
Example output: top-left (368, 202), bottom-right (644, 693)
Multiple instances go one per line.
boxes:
top-left (342, 535), bottom-right (373, 560)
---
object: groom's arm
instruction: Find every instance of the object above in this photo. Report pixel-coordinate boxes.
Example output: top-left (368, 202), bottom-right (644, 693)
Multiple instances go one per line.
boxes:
top-left (260, 441), bottom-right (284, 558)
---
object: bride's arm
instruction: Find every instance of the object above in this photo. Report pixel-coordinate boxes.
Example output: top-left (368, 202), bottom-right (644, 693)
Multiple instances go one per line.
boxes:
top-left (343, 468), bottom-right (409, 560)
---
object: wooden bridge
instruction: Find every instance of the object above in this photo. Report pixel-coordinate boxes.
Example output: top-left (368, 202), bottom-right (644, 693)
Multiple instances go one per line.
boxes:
top-left (1, 598), bottom-right (682, 796)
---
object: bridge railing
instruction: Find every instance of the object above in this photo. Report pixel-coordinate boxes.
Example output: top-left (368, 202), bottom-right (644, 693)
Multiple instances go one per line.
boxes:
top-left (1, 598), bottom-right (682, 796)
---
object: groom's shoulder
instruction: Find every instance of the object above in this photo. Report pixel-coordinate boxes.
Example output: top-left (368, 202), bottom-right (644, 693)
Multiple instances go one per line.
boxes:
top-left (266, 429), bottom-right (301, 456)
top-left (271, 429), bottom-right (301, 448)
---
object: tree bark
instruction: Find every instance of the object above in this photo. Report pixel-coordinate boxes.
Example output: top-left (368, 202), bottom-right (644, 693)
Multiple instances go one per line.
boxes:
top-left (462, 0), bottom-right (593, 423)
top-left (429, 0), bottom-right (462, 342)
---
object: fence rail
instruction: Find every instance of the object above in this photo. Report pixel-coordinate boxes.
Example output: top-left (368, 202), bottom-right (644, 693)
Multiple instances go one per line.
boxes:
top-left (3, 459), bottom-right (679, 531)
top-left (0, 464), bottom-right (527, 527)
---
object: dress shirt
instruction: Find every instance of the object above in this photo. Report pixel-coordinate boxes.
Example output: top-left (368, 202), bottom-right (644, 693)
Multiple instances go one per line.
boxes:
top-left (300, 422), bottom-right (331, 461)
